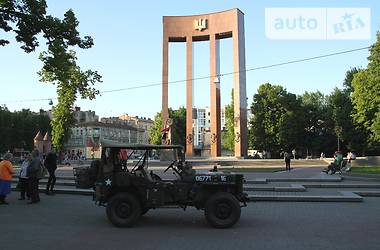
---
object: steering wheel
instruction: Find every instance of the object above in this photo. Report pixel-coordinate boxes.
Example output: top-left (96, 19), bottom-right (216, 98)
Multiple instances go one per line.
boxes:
top-left (164, 160), bottom-right (177, 173)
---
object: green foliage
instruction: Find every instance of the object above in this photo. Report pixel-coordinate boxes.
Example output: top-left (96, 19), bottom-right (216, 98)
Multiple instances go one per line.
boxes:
top-left (149, 108), bottom-right (186, 146)
top-left (351, 167), bottom-right (380, 174)
top-left (249, 83), bottom-right (305, 156)
top-left (0, 2), bottom-right (93, 52)
top-left (328, 88), bottom-right (353, 142)
top-left (222, 90), bottom-right (234, 151)
top-left (39, 48), bottom-right (101, 151)
top-left (148, 112), bottom-right (163, 145)
top-left (1, 1), bottom-right (102, 151)
top-left (0, 106), bottom-right (51, 152)
top-left (352, 32), bottom-right (380, 144)
top-left (299, 91), bottom-right (335, 156)
top-left (327, 87), bottom-right (367, 153)
top-left (343, 67), bottom-right (362, 94)
top-left (170, 107), bottom-right (186, 146)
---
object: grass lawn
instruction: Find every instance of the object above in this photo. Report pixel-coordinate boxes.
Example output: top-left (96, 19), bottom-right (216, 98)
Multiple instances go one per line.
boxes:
top-left (350, 167), bottom-right (380, 174)
top-left (218, 167), bottom-right (284, 173)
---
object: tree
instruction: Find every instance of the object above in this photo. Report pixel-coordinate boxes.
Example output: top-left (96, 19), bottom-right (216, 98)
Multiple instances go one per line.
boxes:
top-left (300, 91), bottom-right (335, 157)
top-left (1, 1), bottom-right (102, 151)
top-left (149, 108), bottom-right (186, 146)
top-left (328, 85), bottom-right (368, 155)
top-left (222, 90), bottom-right (234, 151)
top-left (170, 107), bottom-right (186, 146)
top-left (0, 106), bottom-right (51, 152)
top-left (343, 67), bottom-right (362, 94)
top-left (148, 112), bottom-right (163, 145)
top-left (328, 88), bottom-right (353, 150)
top-left (352, 32), bottom-right (380, 144)
top-left (249, 83), bottom-right (304, 157)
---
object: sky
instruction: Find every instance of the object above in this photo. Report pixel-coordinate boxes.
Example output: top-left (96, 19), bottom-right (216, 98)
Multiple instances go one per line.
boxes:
top-left (0, 0), bottom-right (379, 119)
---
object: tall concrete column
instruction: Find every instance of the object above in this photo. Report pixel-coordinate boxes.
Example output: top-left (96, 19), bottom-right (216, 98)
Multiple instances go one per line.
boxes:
top-left (162, 36), bottom-right (169, 125)
top-left (210, 35), bottom-right (221, 157)
top-left (186, 36), bottom-right (194, 156)
top-left (233, 13), bottom-right (248, 157)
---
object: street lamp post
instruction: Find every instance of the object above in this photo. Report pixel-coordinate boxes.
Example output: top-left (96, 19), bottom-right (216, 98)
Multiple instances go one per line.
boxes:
top-left (338, 134), bottom-right (340, 151)
top-left (335, 126), bottom-right (342, 151)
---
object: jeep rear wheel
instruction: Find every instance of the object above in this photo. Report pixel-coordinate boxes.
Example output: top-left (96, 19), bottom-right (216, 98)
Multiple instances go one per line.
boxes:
top-left (106, 193), bottom-right (141, 227)
top-left (204, 192), bottom-right (241, 228)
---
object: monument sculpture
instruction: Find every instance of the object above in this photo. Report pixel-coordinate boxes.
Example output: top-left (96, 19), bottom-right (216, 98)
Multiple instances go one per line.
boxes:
top-left (162, 8), bottom-right (247, 157)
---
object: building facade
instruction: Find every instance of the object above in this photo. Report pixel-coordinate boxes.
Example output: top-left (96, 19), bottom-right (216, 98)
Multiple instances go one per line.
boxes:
top-left (193, 106), bottom-right (228, 149)
top-left (101, 114), bottom-right (153, 144)
top-left (118, 114), bottom-right (154, 144)
top-left (65, 121), bottom-right (142, 159)
top-left (73, 106), bottom-right (99, 123)
top-left (192, 106), bottom-right (250, 156)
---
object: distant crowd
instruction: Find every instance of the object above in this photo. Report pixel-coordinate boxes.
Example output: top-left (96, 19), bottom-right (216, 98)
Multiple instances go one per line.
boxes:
top-left (62, 150), bottom-right (87, 165)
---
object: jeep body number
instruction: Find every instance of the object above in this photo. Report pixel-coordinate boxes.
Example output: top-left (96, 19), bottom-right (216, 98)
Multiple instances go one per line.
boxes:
top-left (195, 175), bottom-right (212, 182)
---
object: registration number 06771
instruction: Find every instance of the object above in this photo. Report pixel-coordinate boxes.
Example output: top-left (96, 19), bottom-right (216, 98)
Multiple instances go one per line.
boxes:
top-left (195, 175), bottom-right (212, 182)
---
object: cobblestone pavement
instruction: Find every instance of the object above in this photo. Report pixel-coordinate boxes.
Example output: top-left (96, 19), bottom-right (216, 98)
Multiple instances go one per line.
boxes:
top-left (1, 193), bottom-right (379, 250)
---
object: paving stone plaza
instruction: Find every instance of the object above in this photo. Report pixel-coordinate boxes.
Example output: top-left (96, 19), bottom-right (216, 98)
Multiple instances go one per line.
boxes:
top-left (3, 163), bottom-right (380, 250)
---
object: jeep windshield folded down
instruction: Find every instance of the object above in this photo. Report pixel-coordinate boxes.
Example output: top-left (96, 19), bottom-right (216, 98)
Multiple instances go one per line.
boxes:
top-left (74, 140), bottom-right (248, 228)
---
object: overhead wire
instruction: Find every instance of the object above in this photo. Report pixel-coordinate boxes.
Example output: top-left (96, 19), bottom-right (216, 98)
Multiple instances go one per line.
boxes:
top-left (2, 46), bottom-right (370, 104)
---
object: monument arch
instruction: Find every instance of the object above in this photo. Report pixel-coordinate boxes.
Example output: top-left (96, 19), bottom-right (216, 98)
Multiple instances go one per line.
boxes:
top-left (162, 8), bottom-right (247, 157)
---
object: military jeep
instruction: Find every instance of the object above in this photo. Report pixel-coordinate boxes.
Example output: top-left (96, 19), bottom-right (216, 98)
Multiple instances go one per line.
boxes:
top-left (74, 140), bottom-right (248, 228)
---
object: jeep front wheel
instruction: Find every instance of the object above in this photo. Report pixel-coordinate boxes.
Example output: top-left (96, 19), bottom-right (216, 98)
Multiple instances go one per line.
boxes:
top-left (204, 192), bottom-right (241, 228)
top-left (106, 193), bottom-right (141, 227)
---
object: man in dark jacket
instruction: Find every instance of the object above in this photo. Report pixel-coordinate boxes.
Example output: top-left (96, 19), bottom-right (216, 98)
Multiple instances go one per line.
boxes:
top-left (27, 150), bottom-right (42, 204)
top-left (44, 150), bottom-right (57, 195)
top-left (284, 152), bottom-right (291, 171)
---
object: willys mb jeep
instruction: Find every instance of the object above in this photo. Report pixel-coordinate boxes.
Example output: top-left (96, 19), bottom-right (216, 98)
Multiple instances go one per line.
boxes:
top-left (74, 140), bottom-right (248, 228)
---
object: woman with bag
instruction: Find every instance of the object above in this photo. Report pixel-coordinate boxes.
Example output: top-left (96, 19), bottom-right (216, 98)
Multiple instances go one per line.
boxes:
top-left (0, 153), bottom-right (14, 205)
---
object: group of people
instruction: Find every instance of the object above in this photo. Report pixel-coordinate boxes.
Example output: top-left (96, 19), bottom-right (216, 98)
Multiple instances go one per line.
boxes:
top-left (63, 150), bottom-right (86, 165)
top-left (0, 149), bottom-right (57, 205)
top-left (323, 150), bottom-right (355, 174)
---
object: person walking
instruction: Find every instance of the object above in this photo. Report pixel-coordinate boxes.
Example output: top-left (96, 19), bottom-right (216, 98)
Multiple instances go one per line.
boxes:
top-left (284, 152), bottom-right (291, 172)
top-left (0, 153), bottom-right (14, 205)
top-left (345, 150), bottom-right (355, 172)
top-left (44, 150), bottom-right (57, 195)
top-left (18, 153), bottom-right (31, 200)
top-left (27, 150), bottom-right (42, 204)
top-left (320, 152), bottom-right (325, 159)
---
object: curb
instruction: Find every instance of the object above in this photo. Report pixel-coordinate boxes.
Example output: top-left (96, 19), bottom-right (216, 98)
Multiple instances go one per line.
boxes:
top-left (342, 174), bottom-right (380, 182)
top-left (244, 184), bottom-right (306, 192)
top-left (352, 191), bottom-right (380, 197)
top-left (304, 183), bottom-right (380, 188)
top-left (11, 187), bottom-right (93, 196)
top-left (11, 179), bottom-right (76, 187)
top-left (246, 177), bottom-right (342, 184)
top-left (248, 191), bottom-right (363, 202)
